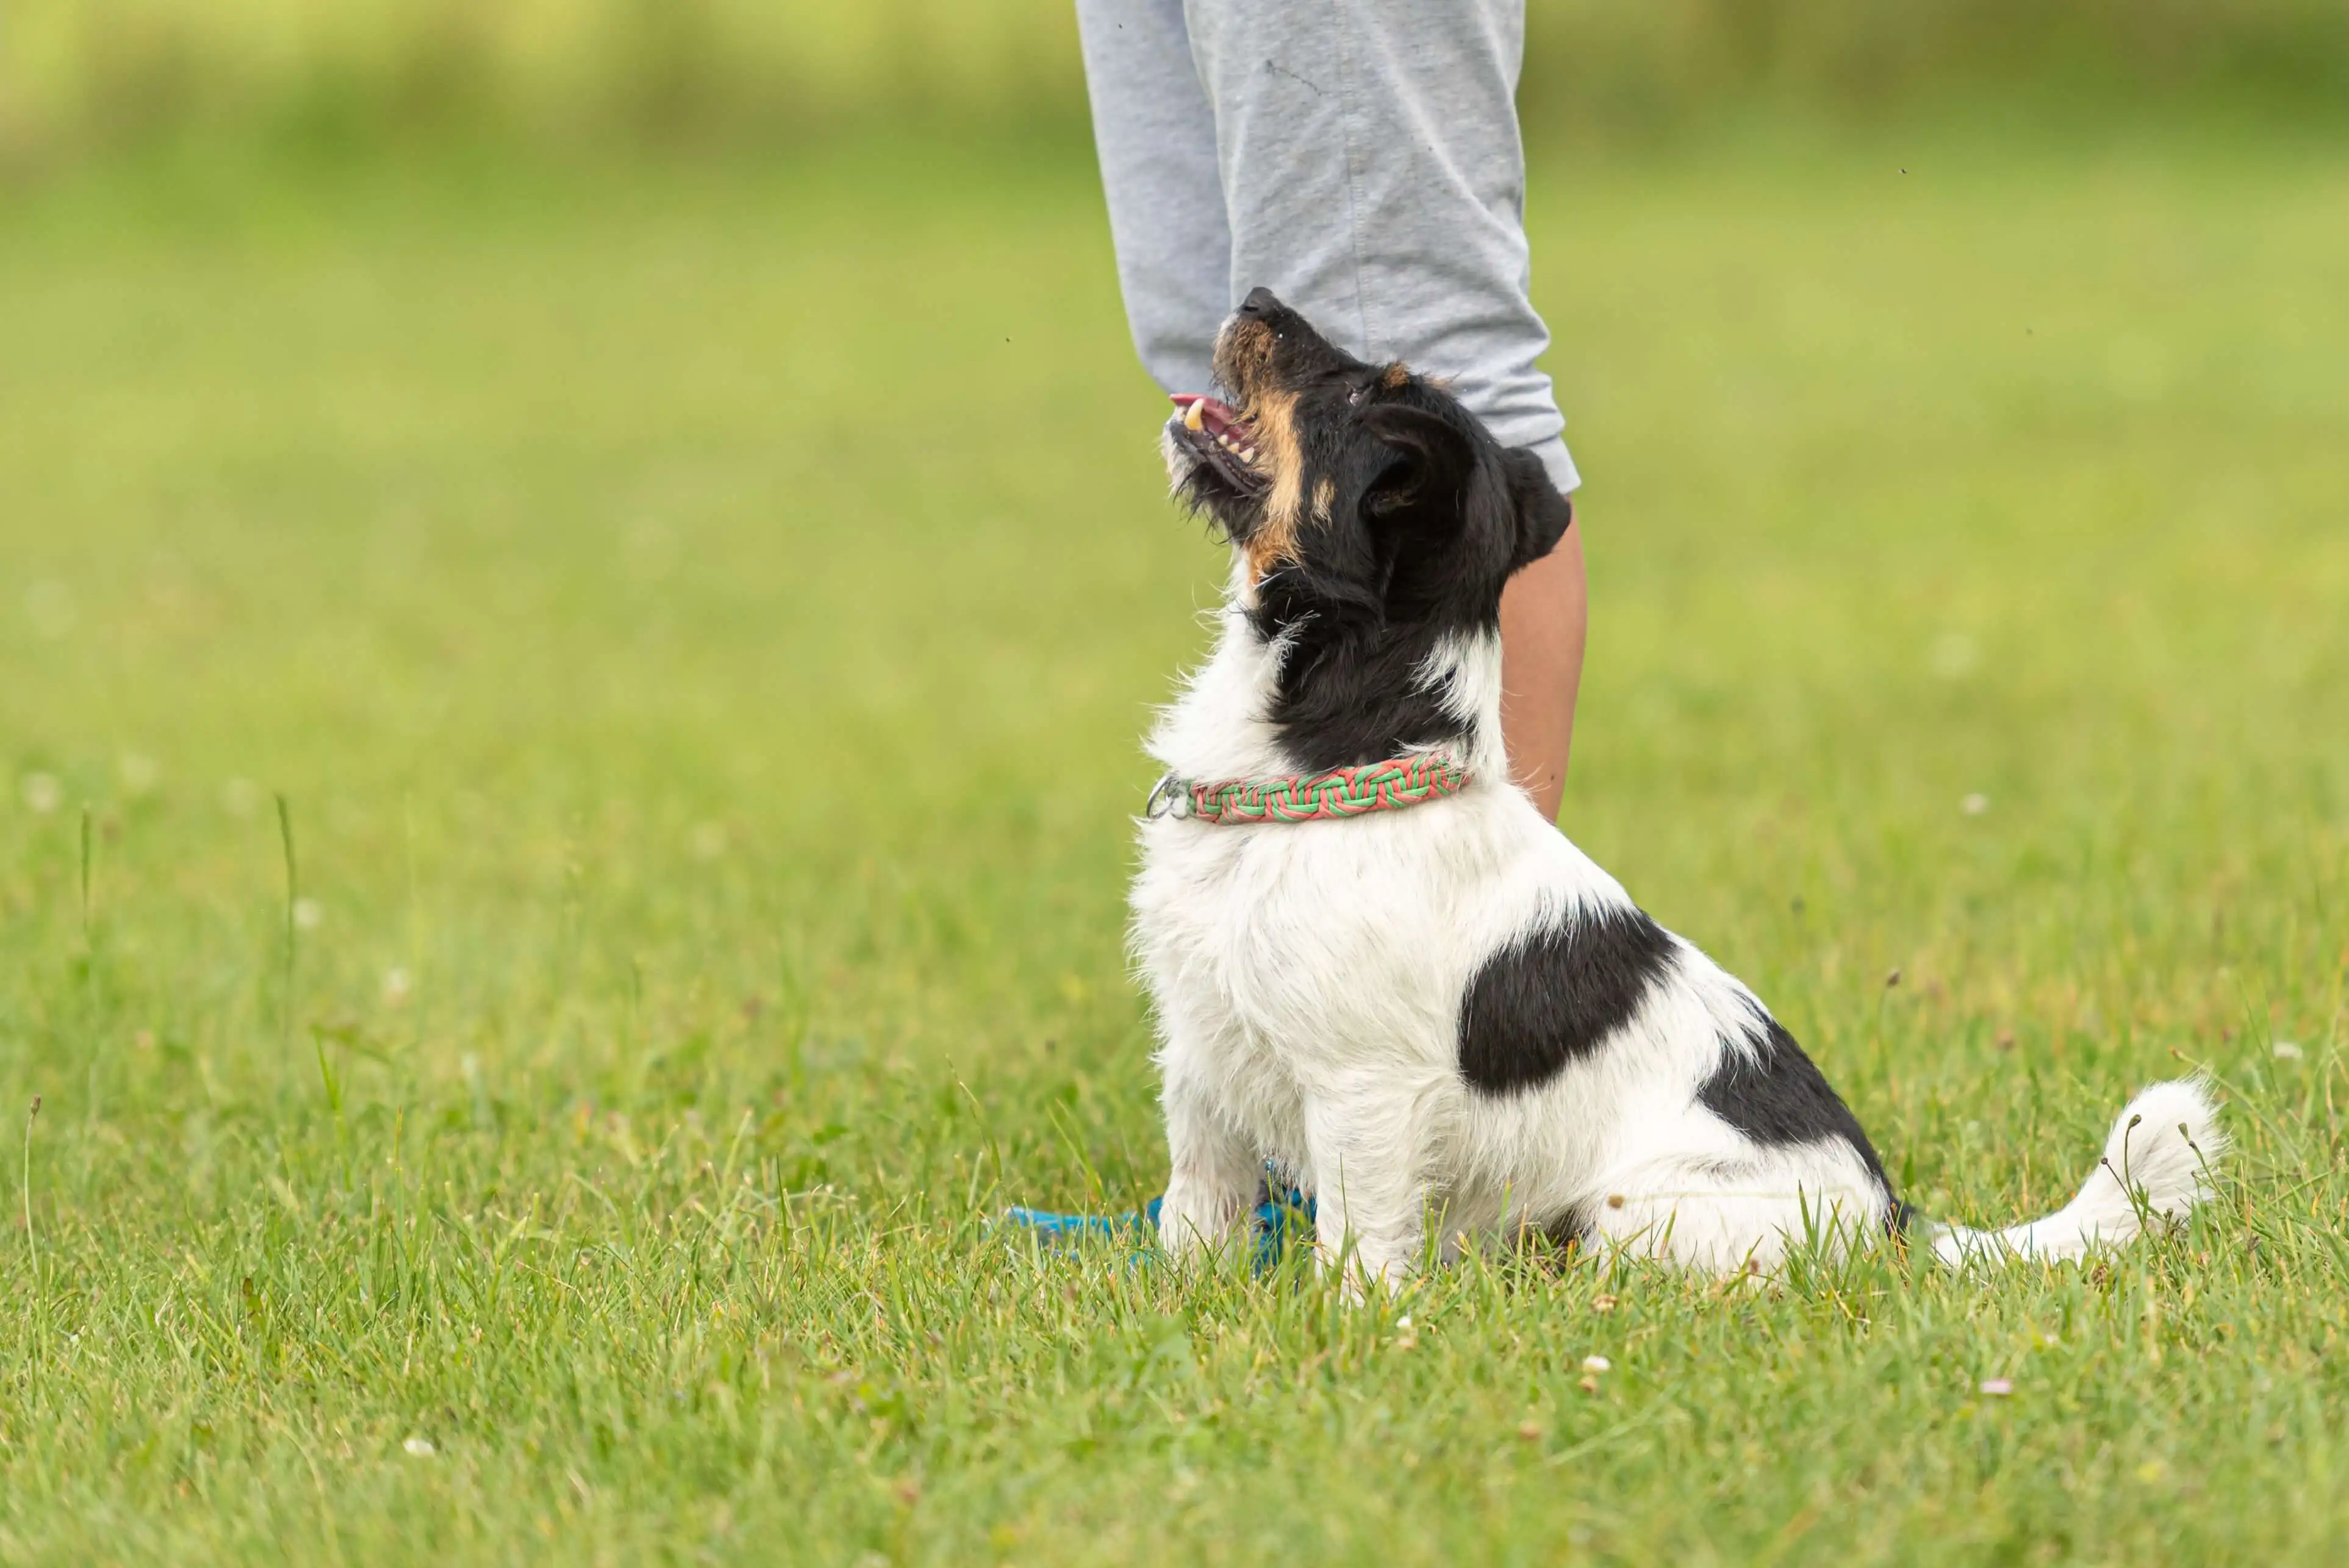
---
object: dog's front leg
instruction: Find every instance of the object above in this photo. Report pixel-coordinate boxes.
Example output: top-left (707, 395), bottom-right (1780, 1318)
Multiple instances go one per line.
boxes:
top-left (1156, 1064), bottom-right (1258, 1262)
top-left (1304, 1081), bottom-right (1432, 1298)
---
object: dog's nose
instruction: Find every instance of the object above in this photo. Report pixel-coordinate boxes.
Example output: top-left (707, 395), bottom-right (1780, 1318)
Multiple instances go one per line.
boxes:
top-left (1238, 286), bottom-right (1284, 317)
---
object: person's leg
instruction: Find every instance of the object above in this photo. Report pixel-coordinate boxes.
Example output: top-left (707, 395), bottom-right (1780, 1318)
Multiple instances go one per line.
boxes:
top-left (1072, 0), bottom-right (1230, 397)
top-left (1183, 0), bottom-right (1585, 816)
top-left (1499, 526), bottom-right (1585, 821)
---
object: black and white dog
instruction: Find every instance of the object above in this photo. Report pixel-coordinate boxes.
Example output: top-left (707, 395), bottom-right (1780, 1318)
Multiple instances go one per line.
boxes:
top-left (1133, 288), bottom-right (2222, 1289)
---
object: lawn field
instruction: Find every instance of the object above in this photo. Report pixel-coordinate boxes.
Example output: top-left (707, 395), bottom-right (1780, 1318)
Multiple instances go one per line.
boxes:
top-left (2, 126), bottom-right (2347, 1563)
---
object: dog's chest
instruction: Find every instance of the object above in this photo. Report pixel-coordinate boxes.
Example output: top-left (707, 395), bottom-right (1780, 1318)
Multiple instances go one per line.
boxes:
top-left (1134, 803), bottom-right (1506, 1076)
top-left (1132, 609), bottom-right (1543, 1129)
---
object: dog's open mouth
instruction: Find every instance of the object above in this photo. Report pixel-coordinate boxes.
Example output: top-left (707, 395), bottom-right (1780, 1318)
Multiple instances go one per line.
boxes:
top-left (1168, 393), bottom-right (1268, 496)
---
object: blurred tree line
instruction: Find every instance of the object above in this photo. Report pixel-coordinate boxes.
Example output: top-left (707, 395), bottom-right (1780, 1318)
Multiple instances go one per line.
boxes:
top-left (3, 0), bottom-right (2344, 162)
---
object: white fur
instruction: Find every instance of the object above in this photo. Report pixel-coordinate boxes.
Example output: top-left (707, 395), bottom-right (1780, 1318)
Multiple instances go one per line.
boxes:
top-left (1131, 558), bottom-right (2224, 1290)
top-left (1930, 1079), bottom-right (2226, 1265)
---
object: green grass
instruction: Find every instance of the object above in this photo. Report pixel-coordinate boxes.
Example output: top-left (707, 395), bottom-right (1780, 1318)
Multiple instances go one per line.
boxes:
top-left (2, 124), bottom-right (2347, 1563)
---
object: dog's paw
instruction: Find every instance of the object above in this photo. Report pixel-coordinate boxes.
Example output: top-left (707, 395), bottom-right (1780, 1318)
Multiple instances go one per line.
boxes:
top-left (1157, 1173), bottom-right (1249, 1259)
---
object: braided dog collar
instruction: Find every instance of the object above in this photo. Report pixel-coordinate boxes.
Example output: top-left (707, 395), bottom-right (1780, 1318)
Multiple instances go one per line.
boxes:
top-left (1144, 753), bottom-right (1470, 825)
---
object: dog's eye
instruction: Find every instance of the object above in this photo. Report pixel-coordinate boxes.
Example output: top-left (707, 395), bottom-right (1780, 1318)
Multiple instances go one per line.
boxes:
top-left (1347, 387), bottom-right (1366, 406)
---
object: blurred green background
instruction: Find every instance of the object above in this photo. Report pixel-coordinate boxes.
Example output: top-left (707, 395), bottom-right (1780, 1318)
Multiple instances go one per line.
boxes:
top-left (3, 5), bottom-right (2347, 1564)
top-left (4, 0), bottom-right (2347, 162)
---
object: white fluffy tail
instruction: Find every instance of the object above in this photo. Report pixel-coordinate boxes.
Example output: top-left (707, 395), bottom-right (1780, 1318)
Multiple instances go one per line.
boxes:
top-left (1930, 1078), bottom-right (2226, 1267)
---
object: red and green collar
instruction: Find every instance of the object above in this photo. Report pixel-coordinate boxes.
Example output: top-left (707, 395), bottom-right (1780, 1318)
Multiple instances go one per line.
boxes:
top-left (1145, 753), bottom-right (1470, 825)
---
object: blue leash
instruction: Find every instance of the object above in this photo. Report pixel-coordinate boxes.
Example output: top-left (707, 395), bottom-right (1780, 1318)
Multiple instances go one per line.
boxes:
top-left (1003, 1169), bottom-right (1315, 1272)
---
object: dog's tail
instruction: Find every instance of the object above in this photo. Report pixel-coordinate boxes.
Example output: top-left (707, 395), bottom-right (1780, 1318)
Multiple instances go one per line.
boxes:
top-left (1926, 1077), bottom-right (2225, 1268)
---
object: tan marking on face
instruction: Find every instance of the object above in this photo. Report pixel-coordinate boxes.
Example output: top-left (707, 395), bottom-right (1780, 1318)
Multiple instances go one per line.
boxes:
top-left (1380, 362), bottom-right (1411, 389)
top-left (1214, 317), bottom-right (1278, 401)
top-left (1312, 476), bottom-right (1335, 523)
top-left (1240, 387), bottom-right (1305, 578)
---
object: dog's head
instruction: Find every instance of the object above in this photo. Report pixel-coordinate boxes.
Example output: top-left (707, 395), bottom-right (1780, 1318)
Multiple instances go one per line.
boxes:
top-left (1163, 288), bottom-right (1570, 635)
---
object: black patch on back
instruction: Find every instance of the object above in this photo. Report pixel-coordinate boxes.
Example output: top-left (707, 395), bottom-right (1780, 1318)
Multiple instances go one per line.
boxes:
top-left (1457, 906), bottom-right (1677, 1094)
top-left (1698, 1012), bottom-right (1898, 1209)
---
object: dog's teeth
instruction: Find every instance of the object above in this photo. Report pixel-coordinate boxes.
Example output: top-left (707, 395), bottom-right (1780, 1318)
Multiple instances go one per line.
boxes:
top-left (1240, 446), bottom-right (1257, 462)
top-left (1183, 401), bottom-right (1207, 432)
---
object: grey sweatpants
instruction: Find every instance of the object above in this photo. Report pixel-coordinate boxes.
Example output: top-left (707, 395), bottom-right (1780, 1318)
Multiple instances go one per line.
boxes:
top-left (1074, 0), bottom-right (1578, 492)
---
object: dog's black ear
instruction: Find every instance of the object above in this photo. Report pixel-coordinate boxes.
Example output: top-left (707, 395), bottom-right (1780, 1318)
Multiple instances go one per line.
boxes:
top-left (1360, 404), bottom-right (1477, 525)
top-left (1496, 446), bottom-right (1573, 570)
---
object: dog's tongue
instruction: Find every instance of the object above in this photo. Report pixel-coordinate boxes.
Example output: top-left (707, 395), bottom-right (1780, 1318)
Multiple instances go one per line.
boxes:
top-left (1171, 393), bottom-right (1252, 440)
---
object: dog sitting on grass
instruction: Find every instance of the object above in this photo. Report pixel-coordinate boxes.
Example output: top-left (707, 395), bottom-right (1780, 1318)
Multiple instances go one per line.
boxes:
top-left (1133, 288), bottom-right (2222, 1291)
